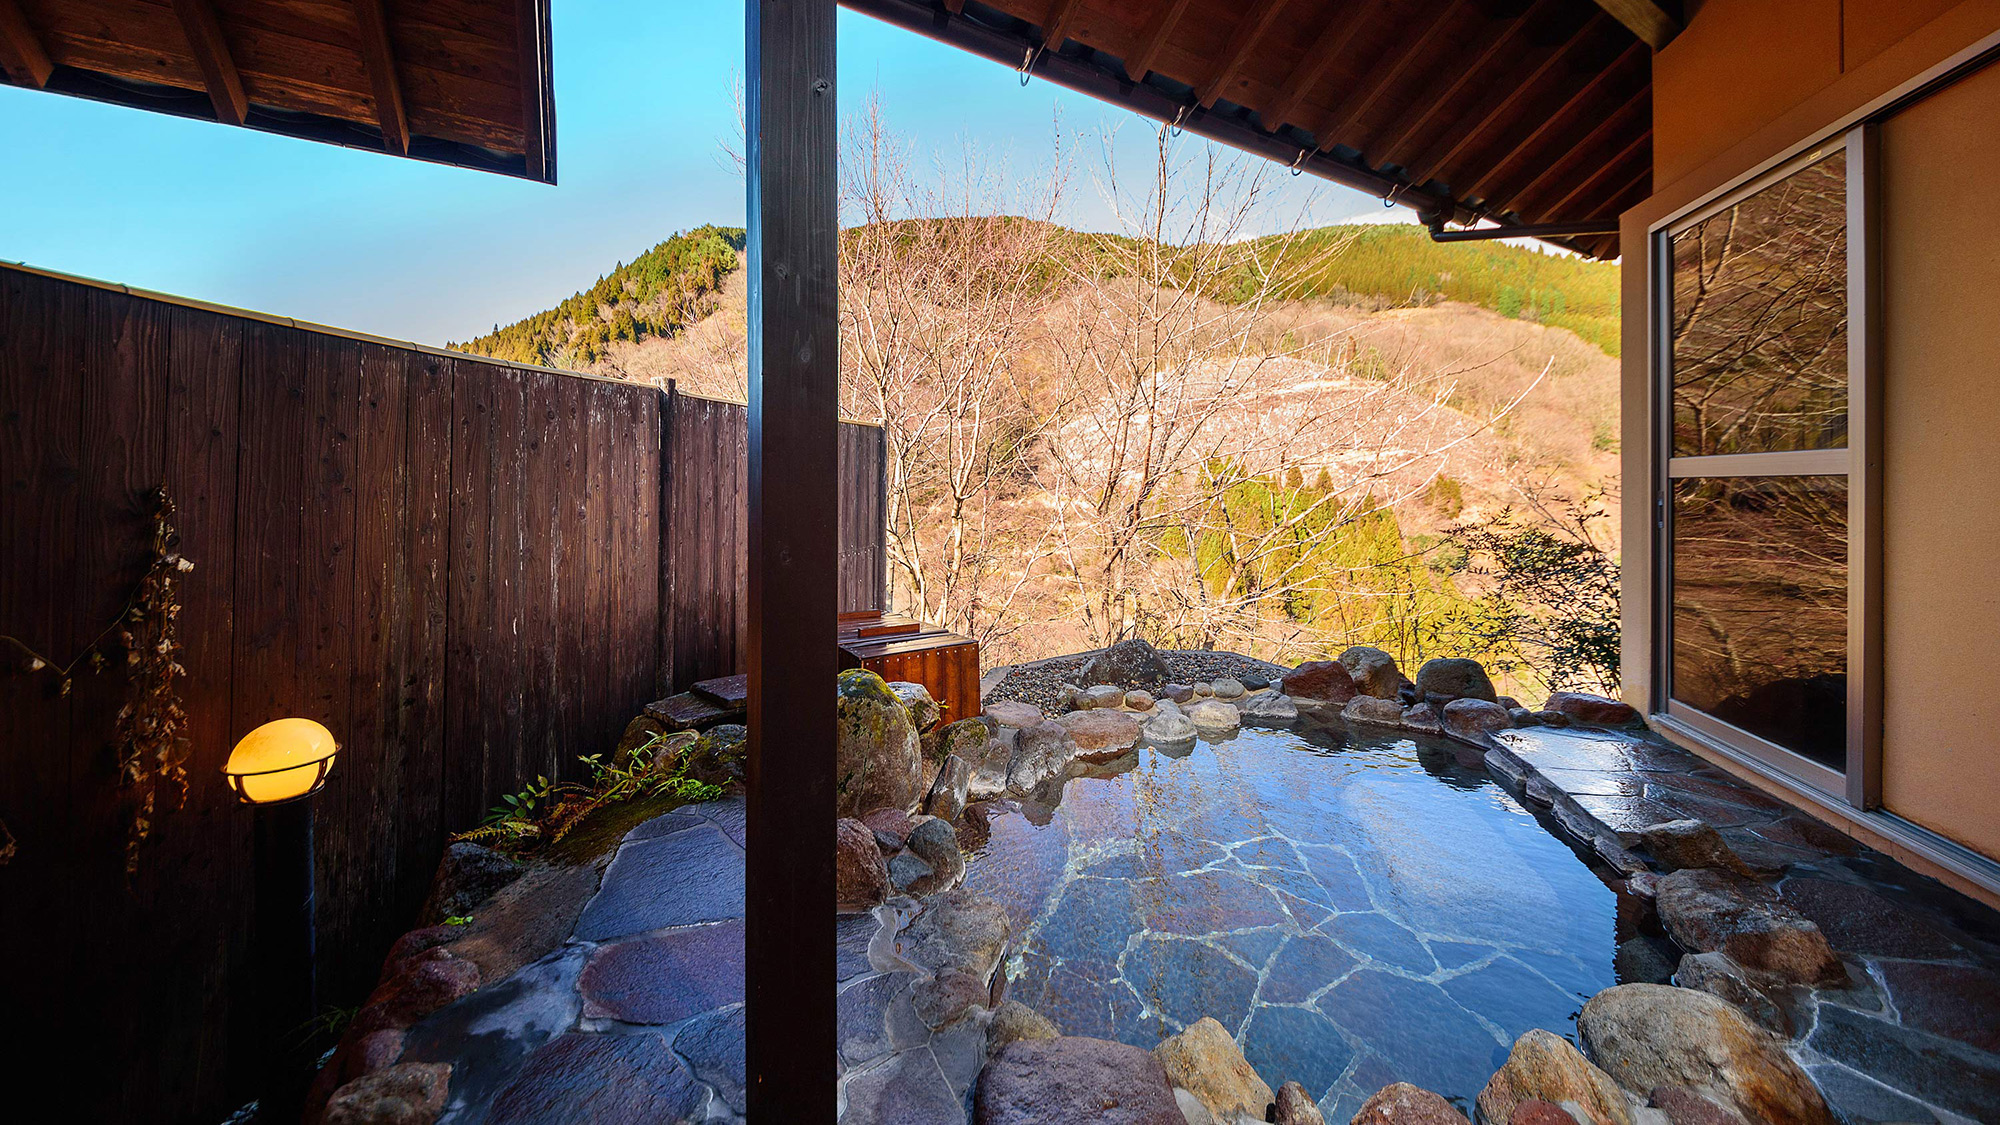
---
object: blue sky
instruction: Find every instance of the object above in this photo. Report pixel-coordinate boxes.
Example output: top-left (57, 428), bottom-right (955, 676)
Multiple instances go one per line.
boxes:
top-left (0, 2), bottom-right (1387, 345)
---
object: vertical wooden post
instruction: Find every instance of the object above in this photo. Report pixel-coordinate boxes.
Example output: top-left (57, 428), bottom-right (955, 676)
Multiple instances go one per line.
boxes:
top-left (746, 0), bottom-right (838, 1119)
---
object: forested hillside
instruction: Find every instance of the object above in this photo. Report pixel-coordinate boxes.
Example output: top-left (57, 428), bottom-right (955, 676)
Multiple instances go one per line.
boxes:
top-left (450, 225), bottom-right (745, 366)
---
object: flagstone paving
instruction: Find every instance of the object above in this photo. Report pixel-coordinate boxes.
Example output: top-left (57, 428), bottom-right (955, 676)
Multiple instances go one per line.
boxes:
top-left (1493, 726), bottom-right (2000, 1125)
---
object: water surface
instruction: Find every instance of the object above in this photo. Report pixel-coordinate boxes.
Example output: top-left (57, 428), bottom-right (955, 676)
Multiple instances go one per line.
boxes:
top-left (962, 722), bottom-right (1619, 1119)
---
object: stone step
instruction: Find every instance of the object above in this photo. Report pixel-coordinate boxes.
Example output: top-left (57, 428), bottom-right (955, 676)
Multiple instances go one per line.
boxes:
top-left (644, 691), bottom-right (743, 732)
top-left (692, 673), bottom-right (748, 708)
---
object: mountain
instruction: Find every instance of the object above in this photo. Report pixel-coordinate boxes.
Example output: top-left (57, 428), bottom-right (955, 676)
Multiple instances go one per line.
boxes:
top-left (446, 221), bottom-right (1618, 368)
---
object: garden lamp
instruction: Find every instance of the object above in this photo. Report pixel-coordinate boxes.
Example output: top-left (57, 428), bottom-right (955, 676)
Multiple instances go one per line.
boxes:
top-left (225, 718), bottom-right (336, 1122)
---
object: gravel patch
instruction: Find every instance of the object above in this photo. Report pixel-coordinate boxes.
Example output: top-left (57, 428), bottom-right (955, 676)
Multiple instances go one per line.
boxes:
top-left (983, 649), bottom-right (1291, 716)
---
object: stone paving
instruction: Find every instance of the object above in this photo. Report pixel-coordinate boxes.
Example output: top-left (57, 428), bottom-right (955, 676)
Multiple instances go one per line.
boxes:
top-left (1490, 725), bottom-right (2000, 1125)
top-left (393, 794), bottom-right (1003, 1125)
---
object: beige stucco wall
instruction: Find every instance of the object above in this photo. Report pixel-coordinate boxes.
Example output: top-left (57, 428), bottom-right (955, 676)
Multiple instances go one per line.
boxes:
top-left (1878, 60), bottom-right (2000, 860)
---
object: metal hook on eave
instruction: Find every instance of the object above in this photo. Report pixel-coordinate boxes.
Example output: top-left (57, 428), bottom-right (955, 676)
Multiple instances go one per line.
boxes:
top-left (1018, 44), bottom-right (1042, 86)
top-left (1290, 149), bottom-right (1310, 177)
top-left (1169, 104), bottom-right (1190, 137)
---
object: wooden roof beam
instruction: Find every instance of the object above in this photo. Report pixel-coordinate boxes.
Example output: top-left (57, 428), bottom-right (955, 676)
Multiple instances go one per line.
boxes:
top-left (1038, 0), bottom-right (1086, 50)
top-left (0, 0), bottom-right (51, 88)
top-left (1590, 0), bottom-right (1679, 49)
top-left (1374, 0), bottom-right (1562, 171)
top-left (1265, 0), bottom-right (1384, 132)
top-left (169, 0), bottom-right (248, 125)
top-left (1461, 38), bottom-right (1645, 203)
top-left (1126, 0), bottom-right (1194, 81)
top-left (1315, 0), bottom-right (1470, 152)
top-left (351, 0), bottom-right (409, 154)
top-left (1408, 12), bottom-right (1608, 189)
top-left (1196, 0), bottom-right (1291, 107)
top-left (1503, 86), bottom-right (1648, 217)
top-left (1526, 121), bottom-right (1650, 220)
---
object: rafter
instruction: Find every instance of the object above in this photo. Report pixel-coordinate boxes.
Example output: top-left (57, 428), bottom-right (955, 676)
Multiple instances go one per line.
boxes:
top-left (1265, 0), bottom-right (1384, 132)
top-left (1461, 39), bottom-right (1645, 204)
top-left (169, 0), bottom-right (248, 125)
top-left (1374, 0), bottom-right (1561, 171)
top-left (1126, 0), bottom-right (1194, 81)
top-left (1317, 0), bottom-right (1472, 155)
top-left (352, 0), bottom-right (409, 154)
top-left (0, 0), bottom-right (51, 88)
top-left (1195, 0), bottom-right (1291, 108)
top-left (1589, 0), bottom-right (1679, 49)
top-left (1407, 12), bottom-right (1608, 189)
top-left (1503, 86), bottom-right (1648, 217)
top-left (1038, 0), bottom-right (1086, 50)
top-left (1527, 121), bottom-right (1650, 220)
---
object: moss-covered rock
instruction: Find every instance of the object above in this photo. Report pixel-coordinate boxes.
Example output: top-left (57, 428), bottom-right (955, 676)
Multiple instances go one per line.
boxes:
top-left (686, 724), bottom-right (746, 789)
top-left (837, 669), bottom-right (924, 817)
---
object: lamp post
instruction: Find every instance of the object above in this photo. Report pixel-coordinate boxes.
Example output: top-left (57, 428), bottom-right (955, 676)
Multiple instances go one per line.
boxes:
top-left (223, 718), bottom-right (339, 1123)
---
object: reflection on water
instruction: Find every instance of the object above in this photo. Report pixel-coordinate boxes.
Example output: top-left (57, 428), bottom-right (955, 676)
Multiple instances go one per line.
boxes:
top-left (961, 723), bottom-right (1621, 1120)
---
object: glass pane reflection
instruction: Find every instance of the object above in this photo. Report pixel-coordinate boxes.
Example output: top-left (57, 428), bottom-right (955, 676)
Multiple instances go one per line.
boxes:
top-left (1671, 154), bottom-right (1848, 457)
top-left (1671, 476), bottom-right (1847, 771)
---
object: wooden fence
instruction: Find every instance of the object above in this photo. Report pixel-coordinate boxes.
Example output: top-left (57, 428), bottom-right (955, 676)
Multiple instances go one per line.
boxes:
top-left (0, 264), bottom-right (884, 1123)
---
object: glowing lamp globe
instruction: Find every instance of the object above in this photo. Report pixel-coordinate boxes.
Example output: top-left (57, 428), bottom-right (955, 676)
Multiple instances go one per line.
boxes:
top-left (224, 719), bottom-right (339, 805)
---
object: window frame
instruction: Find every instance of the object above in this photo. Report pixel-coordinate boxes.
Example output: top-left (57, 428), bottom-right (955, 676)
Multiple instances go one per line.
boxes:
top-left (1649, 128), bottom-right (1882, 809)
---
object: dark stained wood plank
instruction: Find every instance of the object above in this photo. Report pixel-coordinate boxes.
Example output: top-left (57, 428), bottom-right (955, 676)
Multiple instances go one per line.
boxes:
top-left (1587, 0), bottom-right (1677, 49)
top-left (1372, 0), bottom-right (1562, 171)
top-left (0, 0), bottom-right (52, 85)
top-left (1316, 0), bottom-right (1470, 153)
top-left (170, 0), bottom-right (250, 123)
top-left (442, 355), bottom-right (492, 831)
top-left (1406, 11), bottom-right (1610, 189)
top-left (396, 347), bottom-right (454, 917)
top-left (513, 0), bottom-right (546, 180)
top-left (1195, 0), bottom-right (1288, 108)
top-left (1264, 0), bottom-right (1382, 133)
top-left (1125, 0), bottom-right (1193, 80)
top-left (747, 0), bottom-right (841, 1113)
top-left (351, 0), bottom-right (409, 153)
top-left (1491, 82), bottom-right (1649, 218)
top-left (1460, 38), bottom-right (1646, 205)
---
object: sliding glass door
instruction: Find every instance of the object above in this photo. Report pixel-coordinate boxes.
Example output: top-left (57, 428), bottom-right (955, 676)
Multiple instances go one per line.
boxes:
top-left (1658, 142), bottom-right (1867, 796)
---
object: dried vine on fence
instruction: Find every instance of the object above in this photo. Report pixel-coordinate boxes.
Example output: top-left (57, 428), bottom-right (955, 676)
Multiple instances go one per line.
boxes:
top-left (1, 486), bottom-right (193, 876)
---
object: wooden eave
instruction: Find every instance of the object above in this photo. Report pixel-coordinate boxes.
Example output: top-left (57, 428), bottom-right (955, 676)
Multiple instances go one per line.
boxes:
top-left (0, 0), bottom-right (555, 182)
top-left (844, 0), bottom-right (1669, 258)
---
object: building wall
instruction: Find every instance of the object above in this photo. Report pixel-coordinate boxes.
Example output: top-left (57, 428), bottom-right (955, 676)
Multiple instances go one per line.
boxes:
top-left (1625, 0), bottom-right (2000, 893)
top-left (1877, 60), bottom-right (2000, 860)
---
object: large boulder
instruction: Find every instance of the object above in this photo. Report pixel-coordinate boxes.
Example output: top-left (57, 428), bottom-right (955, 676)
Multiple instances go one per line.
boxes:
top-left (1211, 677), bottom-right (1246, 700)
top-left (1142, 709), bottom-right (1197, 743)
top-left (1476, 1029), bottom-right (1632, 1125)
top-left (1058, 709), bottom-right (1144, 761)
top-left (1124, 689), bottom-right (1157, 711)
top-left (685, 724), bottom-right (747, 789)
top-left (1238, 689), bottom-right (1300, 724)
top-left (1414, 658), bottom-right (1498, 703)
top-left (889, 681), bottom-right (942, 733)
top-left (985, 700), bottom-right (1044, 729)
top-left (1280, 660), bottom-right (1357, 704)
top-left (924, 754), bottom-right (973, 822)
top-left (904, 815), bottom-right (965, 896)
top-left (976, 1037), bottom-right (1184, 1125)
top-left (1351, 1083), bottom-right (1470, 1124)
top-left (1339, 646), bottom-right (1411, 699)
top-left (1544, 692), bottom-right (1639, 726)
top-left (1187, 699), bottom-right (1242, 732)
top-left (1399, 702), bottom-right (1443, 735)
top-left (1077, 638), bottom-right (1173, 689)
top-left (1441, 698), bottom-right (1513, 741)
top-left (1655, 869), bottom-right (1847, 986)
top-left (1007, 720), bottom-right (1077, 796)
top-left (1578, 984), bottom-right (1831, 1125)
top-left (1342, 695), bottom-right (1406, 727)
top-left (835, 817), bottom-right (890, 913)
top-left (418, 843), bottom-right (522, 926)
top-left (322, 1062), bottom-right (452, 1125)
top-left (1152, 1017), bottom-right (1274, 1125)
top-left (1674, 952), bottom-right (1791, 1037)
top-left (1273, 1082), bottom-right (1324, 1125)
top-left (1637, 821), bottom-right (1756, 877)
top-left (836, 669), bottom-right (925, 817)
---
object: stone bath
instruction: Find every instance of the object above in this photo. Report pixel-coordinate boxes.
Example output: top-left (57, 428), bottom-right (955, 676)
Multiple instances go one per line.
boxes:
top-left (961, 722), bottom-right (1629, 1121)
